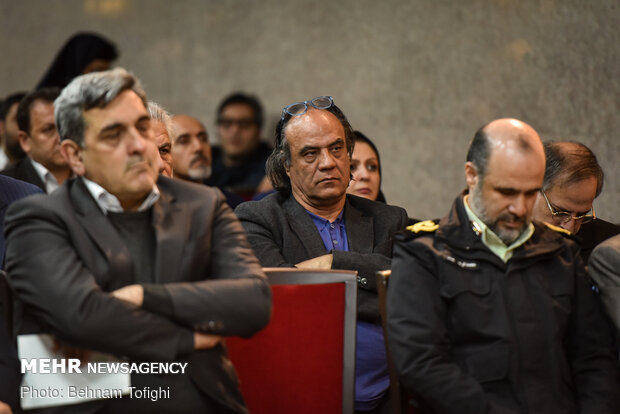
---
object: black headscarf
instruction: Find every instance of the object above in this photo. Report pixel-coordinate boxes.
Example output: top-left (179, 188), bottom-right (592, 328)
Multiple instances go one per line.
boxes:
top-left (36, 32), bottom-right (118, 89)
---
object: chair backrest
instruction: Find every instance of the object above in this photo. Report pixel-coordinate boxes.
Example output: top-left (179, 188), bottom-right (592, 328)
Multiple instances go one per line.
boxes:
top-left (377, 269), bottom-right (421, 414)
top-left (226, 268), bottom-right (357, 414)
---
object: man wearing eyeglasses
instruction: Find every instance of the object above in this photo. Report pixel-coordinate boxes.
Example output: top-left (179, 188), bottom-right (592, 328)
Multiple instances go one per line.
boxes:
top-left (531, 141), bottom-right (620, 262)
top-left (388, 119), bottom-right (619, 414)
top-left (235, 96), bottom-right (408, 413)
top-left (209, 92), bottom-right (272, 200)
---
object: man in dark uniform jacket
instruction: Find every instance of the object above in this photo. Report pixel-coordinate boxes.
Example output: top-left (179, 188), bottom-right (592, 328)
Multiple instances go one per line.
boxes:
top-left (5, 68), bottom-right (271, 413)
top-left (388, 119), bottom-right (619, 414)
top-left (531, 141), bottom-right (619, 263)
top-left (235, 96), bottom-right (408, 413)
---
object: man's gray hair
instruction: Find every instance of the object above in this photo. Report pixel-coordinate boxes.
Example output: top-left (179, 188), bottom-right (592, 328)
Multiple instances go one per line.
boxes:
top-left (147, 101), bottom-right (174, 141)
top-left (54, 67), bottom-right (147, 146)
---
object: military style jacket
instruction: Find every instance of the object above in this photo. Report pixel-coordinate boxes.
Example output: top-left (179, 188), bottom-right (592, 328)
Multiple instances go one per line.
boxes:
top-left (387, 194), bottom-right (620, 414)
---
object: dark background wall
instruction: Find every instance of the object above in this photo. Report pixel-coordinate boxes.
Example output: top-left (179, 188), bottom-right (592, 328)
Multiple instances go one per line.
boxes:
top-left (1, 0), bottom-right (618, 220)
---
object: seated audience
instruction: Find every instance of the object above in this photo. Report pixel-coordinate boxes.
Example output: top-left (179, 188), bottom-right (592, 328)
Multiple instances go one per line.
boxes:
top-left (0, 92), bottom-right (27, 167)
top-left (589, 234), bottom-right (620, 336)
top-left (347, 130), bottom-right (386, 203)
top-left (0, 88), bottom-right (71, 193)
top-left (147, 101), bottom-right (174, 177)
top-left (209, 92), bottom-right (272, 199)
top-left (236, 96), bottom-right (408, 413)
top-left (388, 118), bottom-right (619, 414)
top-left (532, 141), bottom-right (619, 262)
top-left (4, 68), bottom-right (271, 413)
top-left (171, 114), bottom-right (243, 208)
top-left (36, 32), bottom-right (118, 89)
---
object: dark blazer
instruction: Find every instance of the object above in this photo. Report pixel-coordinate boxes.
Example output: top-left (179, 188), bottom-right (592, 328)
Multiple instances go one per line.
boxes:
top-left (0, 157), bottom-right (46, 192)
top-left (577, 218), bottom-right (620, 263)
top-left (589, 234), bottom-right (620, 335)
top-left (5, 176), bottom-right (272, 413)
top-left (235, 192), bottom-right (408, 323)
top-left (1, 175), bottom-right (43, 265)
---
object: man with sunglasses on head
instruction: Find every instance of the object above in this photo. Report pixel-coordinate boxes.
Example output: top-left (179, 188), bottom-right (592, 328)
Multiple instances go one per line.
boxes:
top-left (235, 96), bottom-right (408, 413)
top-left (388, 119), bottom-right (619, 414)
top-left (531, 141), bottom-right (620, 263)
top-left (209, 92), bottom-right (272, 200)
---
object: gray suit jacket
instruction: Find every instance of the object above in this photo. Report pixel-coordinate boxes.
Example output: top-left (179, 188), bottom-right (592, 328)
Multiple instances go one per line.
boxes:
top-left (5, 176), bottom-right (272, 413)
top-left (235, 192), bottom-right (408, 323)
top-left (589, 234), bottom-right (620, 335)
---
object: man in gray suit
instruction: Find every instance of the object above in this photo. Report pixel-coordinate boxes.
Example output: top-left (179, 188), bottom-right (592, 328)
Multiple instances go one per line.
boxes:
top-left (235, 96), bottom-right (408, 413)
top-left (589, 234), bottom-right (620, 335)
top-left (5, 68), bottom-right (271, 413)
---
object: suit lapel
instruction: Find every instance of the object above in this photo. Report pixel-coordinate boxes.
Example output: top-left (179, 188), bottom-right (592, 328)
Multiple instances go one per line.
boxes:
top-left (71, 178), bottom-right (134, 287)
top-left (284, 196), bottom-right (330, 257)
top-left (20, 158), bottom-right (46, 191)
top-left (152, 187), bottom-right (188, 283)
top-left (344, 197), bottom-right (374, 253)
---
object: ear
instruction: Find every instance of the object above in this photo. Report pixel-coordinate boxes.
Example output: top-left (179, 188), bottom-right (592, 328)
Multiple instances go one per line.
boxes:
top-left (464, 161), bottom-right (480, 192)
top-left (61, 140), bottom-right (86, 176)
top-left (18, 131), bottom-right (31, 153)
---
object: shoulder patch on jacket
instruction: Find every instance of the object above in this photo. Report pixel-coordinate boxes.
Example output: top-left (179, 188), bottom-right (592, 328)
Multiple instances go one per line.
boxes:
top-left (543, 222), bottom-right (572, 236)
top-left (406, 220), bottom-right (439, 234)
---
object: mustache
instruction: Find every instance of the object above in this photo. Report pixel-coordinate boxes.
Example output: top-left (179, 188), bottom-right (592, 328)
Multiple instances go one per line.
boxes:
top-left (497, 213), bottom-right (526, 225)
top-left (191, 153), bottom-right (209, 164)
top-left (125, 155), bottom-right (148, 171)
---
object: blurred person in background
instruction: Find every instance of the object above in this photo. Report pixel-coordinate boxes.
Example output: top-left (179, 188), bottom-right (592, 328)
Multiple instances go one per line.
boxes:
top-left (147, 101), bottom-right (174, 177)
top-left (0, 92), bottom-right (27, 167)
top-left (36, 32), bottom-right (118, 90)
top-left (0, 88), bottom-right (71, 193)
top-left (347, 130), bottom-right (386, 203)
top-left (210, 92), bottom-right (272, 199)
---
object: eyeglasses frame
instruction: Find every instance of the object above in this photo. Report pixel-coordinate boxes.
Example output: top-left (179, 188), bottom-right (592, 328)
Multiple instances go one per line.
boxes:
top-left (540, 189), bottom-right (596, 225)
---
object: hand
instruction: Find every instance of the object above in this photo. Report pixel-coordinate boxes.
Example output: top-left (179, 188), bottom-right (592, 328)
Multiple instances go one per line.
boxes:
top-left (111, 284), bottom-right (144, 306)
top-left (0, 401), bottom-right (13, 414)
top-left (194, 332), bottom-right (222, 350)
top-left (295, 254), bottom-right (333, 270)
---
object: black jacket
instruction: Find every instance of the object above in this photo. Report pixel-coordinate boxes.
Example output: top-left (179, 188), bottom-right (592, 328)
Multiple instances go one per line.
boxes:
top-left (236, 192), bottom-right (408, 323)
top-left (387, 194), bottom-right (620, 414)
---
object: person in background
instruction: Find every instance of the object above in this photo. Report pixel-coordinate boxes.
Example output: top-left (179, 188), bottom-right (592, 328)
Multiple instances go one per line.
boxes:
top-left (588, 234), bottom-right (620, 337)
top-left (210, 92), bottom-right (272, 199)
top-left (172, 114), bottom-right (243, 208)
top-left (531, 141), bottom-right (619, 262)
top-left (0, 92), bottom-right (27, 167)
top-left (0, 88), bottom-right (71, 193)
top-left (36, 32), bottom-right (118, 90)
top-left (147, 101), bottom-right (174, 177)
top-left (347, 130), bottom-right (386, 203)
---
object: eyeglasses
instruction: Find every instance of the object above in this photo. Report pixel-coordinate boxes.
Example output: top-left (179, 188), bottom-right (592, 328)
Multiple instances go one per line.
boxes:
top-left (541, 190), bottom-right (596, 225)
top-left (281, 96), bottom-right (334, 120)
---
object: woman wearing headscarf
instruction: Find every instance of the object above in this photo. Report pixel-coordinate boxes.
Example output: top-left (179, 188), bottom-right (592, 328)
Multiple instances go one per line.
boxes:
top-left (36, 32), bottom-right (118, 89)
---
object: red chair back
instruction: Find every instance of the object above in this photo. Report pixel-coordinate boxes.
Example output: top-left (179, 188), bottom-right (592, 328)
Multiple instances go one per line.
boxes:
top-left (227, 268), bottom-right (357, 414)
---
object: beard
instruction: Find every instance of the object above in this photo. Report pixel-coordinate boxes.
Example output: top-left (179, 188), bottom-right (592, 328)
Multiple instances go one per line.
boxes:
top-left (188, 165), bottom-right (212, 181)
top-left (469, 184), bottom-right (528, 245)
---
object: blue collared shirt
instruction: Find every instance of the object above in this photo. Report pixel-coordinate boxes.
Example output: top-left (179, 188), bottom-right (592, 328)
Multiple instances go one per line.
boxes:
top-left (305, 209), bottom-right (349, 252)
top-left (305, 207), bottom-right (388, 410)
